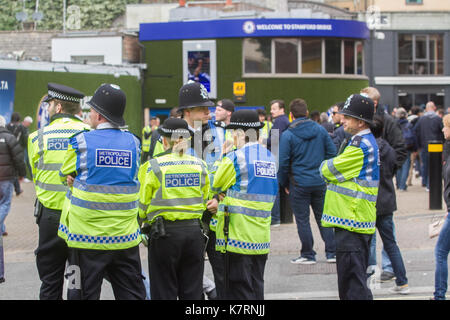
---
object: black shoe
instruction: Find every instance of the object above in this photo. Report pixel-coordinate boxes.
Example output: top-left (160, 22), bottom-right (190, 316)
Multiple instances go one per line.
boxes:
top-left (380, 271), bottom-right (396, 282)
top-left (206, 288), bottom-right (218, 300)
top-left (0, 278), bottom-right (5, 284)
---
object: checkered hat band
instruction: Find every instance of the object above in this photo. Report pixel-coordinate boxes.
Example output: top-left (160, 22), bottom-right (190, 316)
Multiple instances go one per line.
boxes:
top-left (48, 90), bottom-right (81, 103)
top-left (159, 127), bottom-right (190, 135)
top-left (229, 122), bottom-right (261, 127)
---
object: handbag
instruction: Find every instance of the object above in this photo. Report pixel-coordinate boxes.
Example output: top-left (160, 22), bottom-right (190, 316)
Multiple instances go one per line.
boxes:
top-left (429, 216), bottom-right (445, 239)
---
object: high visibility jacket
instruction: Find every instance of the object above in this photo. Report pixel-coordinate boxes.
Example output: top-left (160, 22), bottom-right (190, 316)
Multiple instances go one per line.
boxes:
top-left (320, 129), bottom-right (379, 234)
top-left (212, 142), bottom-right (278, 255)
top-left (141, 126), bottom-right (152, 152)
top-left (138, 152), bottom-right (210, 224)
top-left (260, 120), bottom-right (272, 140)
top-left (28, 114), bottom-right (90, 210)
top-left (58, 127), bottom-right (142, 250)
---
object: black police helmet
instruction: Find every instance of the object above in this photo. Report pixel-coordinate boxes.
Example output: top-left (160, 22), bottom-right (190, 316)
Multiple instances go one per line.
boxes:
top-left (178, 81), bottom-right (214, 111)
top-left (158, 118), bottom-right (192, 138)
top-left (339, 94), bottom-right (374, 124)
top-left (226, 109), bottom-right (264, 130)
top-left (87, 84), bottom-right (126, 127)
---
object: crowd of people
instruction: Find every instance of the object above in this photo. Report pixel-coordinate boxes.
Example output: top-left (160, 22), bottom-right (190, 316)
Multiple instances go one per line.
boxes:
top-left (0, 81), bottom-right (449, 301)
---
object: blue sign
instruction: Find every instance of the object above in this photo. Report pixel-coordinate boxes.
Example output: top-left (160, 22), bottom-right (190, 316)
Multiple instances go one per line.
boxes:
top-left (165, 173), bottom-right (200, 188)
top-left (254, 161), bottom-right (276, 179)
top-left (96, 149), bottom-right (132, 168)
top-left (140, 18), bottom-right (369, 41)
top-left (47, 138), bottom-right (69, 151)
top-left (0, 70), bottom-right (16, 123)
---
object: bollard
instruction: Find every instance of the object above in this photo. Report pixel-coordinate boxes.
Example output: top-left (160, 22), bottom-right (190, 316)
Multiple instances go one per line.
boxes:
top-left (428, 141), bottom-right (443, 210)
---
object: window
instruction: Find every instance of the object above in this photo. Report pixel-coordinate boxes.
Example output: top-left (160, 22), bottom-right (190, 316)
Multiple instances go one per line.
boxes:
top-left (275, 39), bottom-right (298, 73)
top-left (71, 55), bottom-right (104, 64)
top-left (243, 38), bottom-right (364, 77)
top-left (398, 34), bottom-right (444, 75)
top-left (406, 0), bottom-right (423, 4)
top-left (243, 38), bottom-right (271, 74)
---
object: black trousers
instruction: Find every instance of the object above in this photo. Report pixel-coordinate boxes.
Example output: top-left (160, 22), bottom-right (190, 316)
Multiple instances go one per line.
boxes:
top-left (35, 206), bottom-right (67, 300)
top-left (335, 227), bottom-right (373, 300)
top-left (148, 221), bottom-right (205, 300)
top-left (225, 252), bottom-right (267, 300)
top-left (206, 229), bottom-right (225, 299)
top-left (66, 246), bottom-right (146, 300)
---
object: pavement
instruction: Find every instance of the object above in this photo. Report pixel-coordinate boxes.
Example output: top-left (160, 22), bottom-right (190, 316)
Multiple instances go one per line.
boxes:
top-left (0, 175), bottom-right (448, 300)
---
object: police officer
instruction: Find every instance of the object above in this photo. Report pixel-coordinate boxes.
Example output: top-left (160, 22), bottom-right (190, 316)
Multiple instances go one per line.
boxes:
top-left (212, 109), bottom-right (278, 300)
top-left (178, 81), bottom-right (226, 298)
top-left (28, 83), bottom-right (90, 300)
top-left (141, 117), bottom-right (164, 163)
top-left (138, 117), bottom-right (210, 300)
top-left (58, 84), bottom-right (145, 300)
top-left (319, 94), bottom-right (380, 300)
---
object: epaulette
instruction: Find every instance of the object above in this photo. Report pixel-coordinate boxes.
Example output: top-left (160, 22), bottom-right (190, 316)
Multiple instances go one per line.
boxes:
top-left (214, 120), bottom-right (226, 129)
top-left (350, 135), bottom-right (362, 147)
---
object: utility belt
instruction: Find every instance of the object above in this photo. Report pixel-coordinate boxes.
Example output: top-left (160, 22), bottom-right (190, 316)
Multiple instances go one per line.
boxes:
top-left (141, 216), bottom-right (202, 240)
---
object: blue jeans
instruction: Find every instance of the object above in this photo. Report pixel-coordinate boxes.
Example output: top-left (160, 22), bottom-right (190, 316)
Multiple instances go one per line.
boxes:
top-left (434, 214), bottom-right (450, 300)
top-left (289, 184), bottom-right (336, 260)
top-left (0, 180), bottom-right (14, 234)
top-left (0, 234), bottom-right (4, 279)
top-left (271, 187), bottom-right (281, 225)
top-left (370, 214), bottom-right (408, 286)
top-left (396, 151), bottom-right (411, 190)
top-left (368, 225), bottom-right (395, 273)
top-left (420, 149), bottom-right (429, 188)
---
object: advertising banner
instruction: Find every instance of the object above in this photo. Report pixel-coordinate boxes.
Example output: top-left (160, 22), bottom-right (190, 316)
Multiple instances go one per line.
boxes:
top-left (0, 69), bottom-right (16, 123)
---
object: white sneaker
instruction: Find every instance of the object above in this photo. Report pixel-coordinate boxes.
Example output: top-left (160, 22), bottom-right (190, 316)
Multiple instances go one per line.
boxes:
top-left (290, 257), bottom-right (316, 265)
top-left (389, 284), bottom-right (410, 295)
top-left (23, 178), bottom-right (31, 183)
top-left (326, 257), bottom-right (336, 263)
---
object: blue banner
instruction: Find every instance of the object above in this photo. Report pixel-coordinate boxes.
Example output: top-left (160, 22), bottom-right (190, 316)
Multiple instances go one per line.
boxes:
top-left (140, 18), bottom-right (369, 41)
top-left (0, 69), bottom-right (16, 123)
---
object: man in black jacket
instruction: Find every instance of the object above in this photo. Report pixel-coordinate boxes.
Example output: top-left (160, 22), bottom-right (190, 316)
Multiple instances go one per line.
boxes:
top-left (0, 115), bottom-right (26, 283)
top-left (360, 87), bottom-right (407, 171)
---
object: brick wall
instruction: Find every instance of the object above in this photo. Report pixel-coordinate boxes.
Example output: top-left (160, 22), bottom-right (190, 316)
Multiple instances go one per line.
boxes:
top-left (122, 34), bottom-right (141, 63)
top-left (0, 31), bottom-right (57, 61)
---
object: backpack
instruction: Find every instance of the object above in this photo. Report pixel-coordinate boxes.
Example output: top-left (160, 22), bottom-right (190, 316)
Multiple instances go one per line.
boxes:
top-left (400, 120), bottom-right (416, 150)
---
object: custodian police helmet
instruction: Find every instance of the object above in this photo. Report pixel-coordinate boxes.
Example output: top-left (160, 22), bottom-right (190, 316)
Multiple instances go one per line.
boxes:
top-left (178, 81), bottom-right (214, 111)
top-left (87, 84), bottom-right (126, 127)
top-left (339, 94), bottom-right (375, 124)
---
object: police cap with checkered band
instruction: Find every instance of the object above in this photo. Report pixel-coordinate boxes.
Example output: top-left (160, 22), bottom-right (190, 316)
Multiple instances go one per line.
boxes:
top-left (178, 81), bottom-right (214, 111)
top-left (43, 83), bottom-right (85, 103)
top-left (157, 118), bottom-right (192, 138)
top-left (226, 109), bottom-right (264, 130)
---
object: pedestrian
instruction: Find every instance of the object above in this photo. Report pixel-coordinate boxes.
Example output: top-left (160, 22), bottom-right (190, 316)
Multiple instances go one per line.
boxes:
top-left (267, 99), bottom-right (290, 226)
top-left (432, 113), bottom-right (450, 300)
top-left (407, 106), bottom-right (423, 186)
top-left (0, 114), bottom-right (26, 282)
top-left (28, 83), bottom-right (91, 300)
top-left (141, 116), bottom-right (164, 164)
top-left (6, 112), bottom-right (27, 196)
top-left (22, 116), bottom-right (33, 182)
top-left (278, 98), bottom-right (336, 265)
top-left (413, 101), bottom-right (444, 190)
top-left (178, 81), bottom-right (226, 299)
top-left (320, 112), bottom-right (334, 134)
top-left (257, 108), bottom-right (272, 147)
top-left (395, 107), bottom-right (417, 191)
top-left (212, 109), bottom-right (278, 300)
top-left (360, 87), bottom-right (407, 173)
top-left (214, 98), bottom-right (235, 147)
top-left (320, 94), bottom-right (379, 300)
top-left (138, 117), bottom-right (210, 299)
top-left (368, 115), bottom-right (410, 295)
top-left (331, 102), bottom-right (352, 151)
top-left (58, 84), bottom-right (146, 300)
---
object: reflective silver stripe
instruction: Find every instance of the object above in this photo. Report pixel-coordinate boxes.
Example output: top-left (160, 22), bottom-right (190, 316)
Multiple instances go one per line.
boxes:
top-left (35, 180), bottom-right (67, 192)
top-left (327, 184), bottom-right (377, 202)
top-left (219, 204), bottom-right (271, 218)
top-left (139, 202), bottom-right (149, 212)
top-left (327, 159), bottom-right (345, 183)
top-left (146, 209), bottom-right (204, 221)
top-left (34, 162), bottom-right (62, 171)
top-left (71, 196), bottom-right (138, 211)
top-left (235, 149), bottom-right (248, 192)
top-left (73, 180), bottom-right (139, 194)
top-left (227, 189), bottom-right (276, 203)
top-left (151, 196), bottom-right (204, 207)
top-left (353, 178), bottom-right (379, 188)
top-left (322, 214), bottom-right (375, 230)
top-left (75, 133), bottom-right (89, 183)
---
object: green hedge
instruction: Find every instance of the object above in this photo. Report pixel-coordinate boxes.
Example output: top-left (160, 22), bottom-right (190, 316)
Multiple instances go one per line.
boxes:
top-left (14, 70), bottom-right (142, 135)
top-left (143, 38), bottom-right (368, 114)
